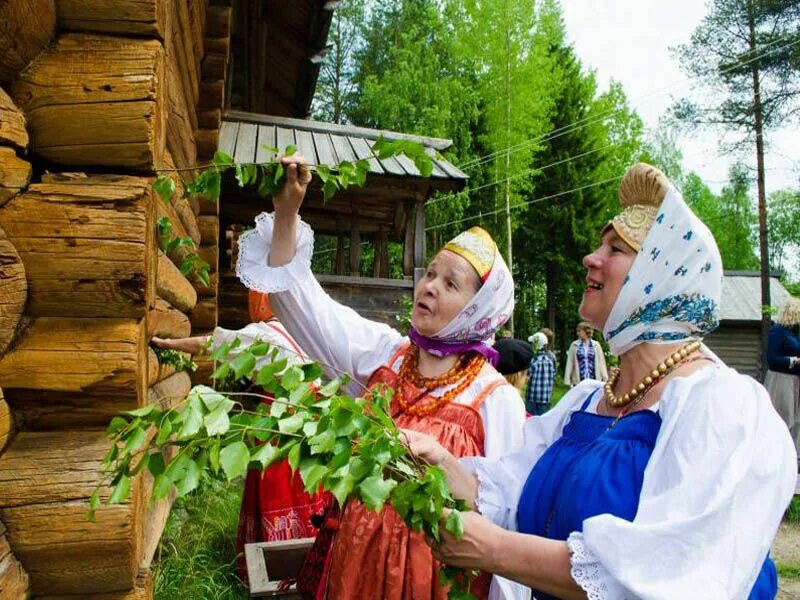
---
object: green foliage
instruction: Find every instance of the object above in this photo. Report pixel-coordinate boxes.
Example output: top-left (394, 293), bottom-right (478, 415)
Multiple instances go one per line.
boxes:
top-left (767, 188), bottom-right (800, 274)
top-left (156, 215), bottom-right (212, 287)
top-left (682, 166), bottom-right (760, 270)
top-left (94, 339), bottom-right (475, 598)
top-left (154, 348), bottom-right (198, 374)
top-left (153, 479), bottom-right (247, 599)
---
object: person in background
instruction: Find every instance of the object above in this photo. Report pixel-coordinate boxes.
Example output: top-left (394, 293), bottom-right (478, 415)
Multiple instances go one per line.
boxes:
top-left (538, 327), bottom-right (557, 367)
top-left (152, 291), bottom-right (328, 579)
top-left (563, 322), bottom-right (608, 386)
top-left (525, 332), bottom-right (556, 416)
top-left (765, 297), bottom-right (800, 455)
top-left (494, 338), bottom-right (534, 399)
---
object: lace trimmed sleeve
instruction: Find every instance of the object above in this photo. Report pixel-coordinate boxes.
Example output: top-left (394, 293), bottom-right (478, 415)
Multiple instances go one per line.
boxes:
top-left (236, 212), bottom-right (315, 293)
top-left (566, 532), bottom-right (630, 599)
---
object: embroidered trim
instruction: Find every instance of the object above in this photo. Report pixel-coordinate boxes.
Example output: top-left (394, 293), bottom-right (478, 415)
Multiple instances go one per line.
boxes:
top-left (606, 293), bottom-right (718, 341)
top-left (236, 212), bottom-right (316, 293)
top-left (567, 532), bottom-right (628, 600)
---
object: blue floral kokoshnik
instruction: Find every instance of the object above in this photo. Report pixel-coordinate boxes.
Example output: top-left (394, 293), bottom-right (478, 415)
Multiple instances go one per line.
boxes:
top-left (606, 293), bottom-right (719, 343)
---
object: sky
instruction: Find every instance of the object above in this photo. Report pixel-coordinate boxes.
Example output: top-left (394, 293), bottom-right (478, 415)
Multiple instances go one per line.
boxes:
top-left (561, 0), bottom-right (800, 195)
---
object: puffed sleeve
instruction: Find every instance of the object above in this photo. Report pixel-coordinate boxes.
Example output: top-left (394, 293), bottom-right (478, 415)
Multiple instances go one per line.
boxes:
top-left (211, 322), bottom-right (308, 371)
top-left (480, 384), bottom-right (527, 460)
top-left (236, 212), bottom-right (405, 393)
top-left (566, 365), bottom-right (796, 599)
top-left (461, 381), bottom-right (602, 530)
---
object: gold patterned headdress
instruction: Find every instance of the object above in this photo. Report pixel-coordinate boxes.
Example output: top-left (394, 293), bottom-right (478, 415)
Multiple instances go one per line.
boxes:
top-left (604, 163), bottom-right (671, 251)
top-left (443, 226), bottom-right (496, 282)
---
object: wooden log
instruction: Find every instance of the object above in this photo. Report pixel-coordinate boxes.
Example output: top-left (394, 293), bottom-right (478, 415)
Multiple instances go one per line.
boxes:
top-left (0, 388), bottom-right (12, 455)
top-left (189, 297), bottom-right (217, 331)
top-left (192, 270), bottom-right (218, 299)
top-left (187, 0), bottom-right (207, 68)
top-left (157, 251), bottom-right (197, 312)
top-left (0, 88), bottom-right (28, 150)
top-left (56, 0), bottom-right (168, 39)
top-left (197, 244), bottom-right (219, 273)
top-left (0, 430), bottom-right (141, 594)
top-left (0, 177), bottom-right (156, 318)
top-left (147, 298), bottom-right (191, 339)
top-left (0, 318), bottom-right (146, 414)
top-left (197, 194), bottom-right (218, 216)
top-left (12, 34), bottom-right (166, 171)
top-left (148, 371), bottom-right (191, 410)
top-left (199, 80), bottom-right (225, 109)
top-left (198, 108), bottom-right (222, 130)
top-left (39, 568), bottom-right (153, 600)
top-left (155, 151), bottom-right (201, 244)
top-left (164, 46), bottom-right (198, 173)
top-left (0, 523), bottom-right (30, 600)
top-left (204, 36), bottom-right (230, 58)
top-left (205, 5), bottom-right (232, 39)
top-left (171, 0), bottom-right (200, 113)
top-left (198, 216), bottom-right (219, 246)
top-left (0, 0), bottom-right (56, 85)
top-left (190, 354), bottom-right (215, 387)
top-left (202, 53), bottom-right (227, 81)
top-left (147, 347), bottom-right (192, 385)
top-left (0, 147), bottom-right (32, 206)
top-left (0, 225), bottom-right (27, 357)
top-left (195, 128), bottom-right (219, 159)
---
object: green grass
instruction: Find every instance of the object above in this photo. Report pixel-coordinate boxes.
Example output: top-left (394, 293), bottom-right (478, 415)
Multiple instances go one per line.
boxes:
top-left (154, 479), bottom-right (247, 600)
top-left (785, 496), bottom-right (800, 524)
top-left (777, 561), bottom-right (800, 580)
top-left (550, 379), bottom-right (570, 407)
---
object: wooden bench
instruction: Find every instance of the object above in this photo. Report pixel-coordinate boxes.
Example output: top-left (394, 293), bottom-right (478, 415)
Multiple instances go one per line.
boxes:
top-left (245, 538), bottom-right (314, 598)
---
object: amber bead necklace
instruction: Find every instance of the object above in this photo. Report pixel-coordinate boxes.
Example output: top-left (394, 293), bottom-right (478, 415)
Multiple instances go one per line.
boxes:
top-left (395, 345), bottom-right (485, 417)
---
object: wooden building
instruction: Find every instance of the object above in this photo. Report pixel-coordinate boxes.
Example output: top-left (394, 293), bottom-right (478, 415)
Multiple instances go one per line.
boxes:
top-left (0, 1), bottom-right (464, 597)
top-left (704, 271), bottom-right (791, 380)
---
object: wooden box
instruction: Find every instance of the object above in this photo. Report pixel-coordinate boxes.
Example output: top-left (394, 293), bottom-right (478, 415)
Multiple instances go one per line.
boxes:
top-left (245, 537), bottom-right (314, 598)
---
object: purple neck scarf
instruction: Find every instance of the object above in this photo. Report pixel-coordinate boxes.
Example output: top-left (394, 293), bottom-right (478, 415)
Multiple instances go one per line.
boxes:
top-left (408, 328), bottom-right (500, 367)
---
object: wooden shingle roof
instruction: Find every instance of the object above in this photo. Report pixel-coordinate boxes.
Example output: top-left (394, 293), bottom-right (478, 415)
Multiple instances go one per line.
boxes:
top-left (220, 111), bottom-right (468, 184)
top-left (720, 271), bottom-right (791, 322)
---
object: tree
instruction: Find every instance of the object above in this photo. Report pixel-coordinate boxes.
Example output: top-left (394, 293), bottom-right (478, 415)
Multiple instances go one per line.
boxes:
top-left (312, 0), bottom-right (367, 124)
top-left (682, 165), bottom-right (759, 270)
top-left (673, 0), bottom-right (800, 363)
top-left (767, 188), bottom-right (800, 274)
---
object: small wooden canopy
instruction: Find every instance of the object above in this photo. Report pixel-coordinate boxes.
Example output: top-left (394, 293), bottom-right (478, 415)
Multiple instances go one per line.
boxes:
top-left (719, 271), bottom-right (790, 323)
top-left (218, 111), bottom-right (467, 240)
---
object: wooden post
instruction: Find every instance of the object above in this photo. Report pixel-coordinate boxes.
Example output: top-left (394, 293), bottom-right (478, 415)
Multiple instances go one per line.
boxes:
top-left (374, 226), bottom-right (389, 279)
top-left (403, 200), bottom-right (415, 277)
top-left (413, 197), bottom-right (426, 270)
top-left (349, 206), bottom-right (360, 277)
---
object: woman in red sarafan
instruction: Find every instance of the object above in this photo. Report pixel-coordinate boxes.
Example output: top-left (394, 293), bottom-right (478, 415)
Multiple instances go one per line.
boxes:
top-left (235, 157), bottom-right (528, 600)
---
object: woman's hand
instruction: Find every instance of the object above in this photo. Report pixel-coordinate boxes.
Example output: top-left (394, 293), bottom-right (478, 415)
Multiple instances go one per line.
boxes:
top-left (151, 336), bottom-right (208, 355)
top-left (401, 429), bottom-right (480, 508)
top-left (273, 154), bottom-right (312, 218)
top-left (401, 429), bottom-right (450, 465)
top-left (429, 509), bottom-right (504, 571)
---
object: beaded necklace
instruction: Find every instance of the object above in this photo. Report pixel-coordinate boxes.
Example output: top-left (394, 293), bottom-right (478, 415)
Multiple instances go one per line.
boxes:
top-left (395, 345), bottom-right (485, 418)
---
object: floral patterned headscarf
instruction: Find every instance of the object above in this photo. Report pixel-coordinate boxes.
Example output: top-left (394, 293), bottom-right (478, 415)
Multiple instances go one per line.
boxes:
top-left (603, 169), bottom-right (723, 356)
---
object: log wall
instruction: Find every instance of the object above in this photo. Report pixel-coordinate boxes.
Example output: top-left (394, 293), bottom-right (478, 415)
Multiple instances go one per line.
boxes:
top-left (0, 1), bottom-right (228, 597)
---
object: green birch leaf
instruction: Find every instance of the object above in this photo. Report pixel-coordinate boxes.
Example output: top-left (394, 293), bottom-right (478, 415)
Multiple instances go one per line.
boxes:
top-left (204, 405), bottom-right (230, 436)
top-left (212, 150), bottom-right (233, 167)
top-left (194, 386), bottom-right (232, 412)
top-left (308, 429), bottom-right (336, 455)
top-left (322, 178), bottom-right (338, 202)
top-left (175, 460), bottom-right (201, 497)
top-left (278, 413), bottom-right (304, 434)
top-left (251, 443), bottom-right (279, 470)
top-left (289, 381), bottom-right (313, 406)
top-left (148, 452), bottom-right (166, 477)
top-left (444, 510), bottom-right (464, 539)
top-left (123, 427), bottom-right (147, 456)
top-left (286, 442), bottom-right (301, 471)
top-left (358, 475), bottom-right (396, 511)
top-left (108, 416), bottom-right (129, 435)
top-left (87, 489), bottom-right (101, 521)
top-left (269, 399), bottom-right (288, 418)
top-left (209, 440), bottom-right (221, 473)
top-left (220, 441), bottom-right (249, 481)
top-left (281, 366), bottom-right (303, 391)
top-left (211, 361), bottom-right (231, 382)
top-left (125, 405), bottom-right (156, 418)
top-left (302, 420), bottom-right (318, 437)
top-left (318, 378), bottom-right (341, 397)
top-left (301, 363), bottom-right (324, 381)
top-left (284, 144), bottom-right (297, 157)
top-left (330, 474), bottom-right (356, 506)
top-left (109, 474), bottom-right (131, 504)
top-left (178, 403), bottom-right (203, 439)
top-left (210, 340), bottom-right (231, 362)
top-left (230, 351), bottom-right (257, 380)
top-left (299, 459), bottom-right (329, 493)
top-left (153, 474), bottom-right (172, 501)
top-left (273, 163), bottom-right (285, 184)
top-left (248, 341), bottom-right (270, 356)
top-left (256, 358), bottom-right (288, 385)
top-left (153, 176), bottom-right (176, 206)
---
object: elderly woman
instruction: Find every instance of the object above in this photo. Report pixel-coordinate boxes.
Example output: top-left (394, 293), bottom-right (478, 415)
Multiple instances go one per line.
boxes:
top-left (765, 297), bottom-right (800, 454)
top-left (235, 157), bottom-right (527, 599)
top-left (406, 163), bottom-right (795, 599)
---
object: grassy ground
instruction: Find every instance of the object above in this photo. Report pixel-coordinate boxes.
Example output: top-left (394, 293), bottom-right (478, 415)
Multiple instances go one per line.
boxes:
top-left (153, 479), bottom-right (247, 600)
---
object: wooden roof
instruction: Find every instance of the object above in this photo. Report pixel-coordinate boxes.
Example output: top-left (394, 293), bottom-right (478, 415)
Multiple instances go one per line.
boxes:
top-left (219, 111), bottom-right (468, 183)
top-left (719, 271), bottom-right (791, 322)
top-left (229, 0), bottom-right (333, 117)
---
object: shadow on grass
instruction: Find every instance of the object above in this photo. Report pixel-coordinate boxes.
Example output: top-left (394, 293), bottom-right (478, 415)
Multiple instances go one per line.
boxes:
top-left (154, 478), bottom-right (248, 600)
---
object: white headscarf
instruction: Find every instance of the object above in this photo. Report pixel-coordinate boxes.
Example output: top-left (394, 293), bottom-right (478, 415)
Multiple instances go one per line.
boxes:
top-left (603, 186), bottom-right (723, 356)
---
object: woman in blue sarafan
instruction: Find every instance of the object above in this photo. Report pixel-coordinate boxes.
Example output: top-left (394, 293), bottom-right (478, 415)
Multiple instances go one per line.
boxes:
top-left (405, 163), bottom-right (796, 599)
